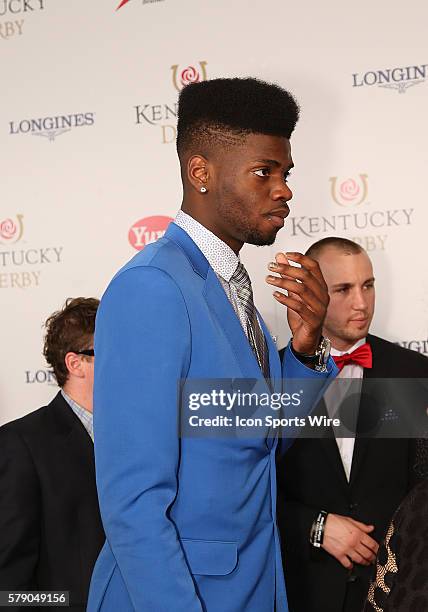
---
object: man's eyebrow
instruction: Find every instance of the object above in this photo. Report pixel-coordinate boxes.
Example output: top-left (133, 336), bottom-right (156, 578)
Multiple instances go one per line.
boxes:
top-left (331, 277), bottom-right (375, 289)
top-left (253, 159), bottom-right (294, 170)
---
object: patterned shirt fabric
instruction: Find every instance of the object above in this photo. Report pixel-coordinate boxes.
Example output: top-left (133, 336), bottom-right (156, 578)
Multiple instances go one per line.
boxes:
top-left (61, 389), bottom-right (94, 441)
top-left (174, 210), bottom-right (250, 337)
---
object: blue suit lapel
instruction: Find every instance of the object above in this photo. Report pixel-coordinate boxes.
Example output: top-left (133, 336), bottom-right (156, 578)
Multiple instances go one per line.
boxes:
top-left (166, 222), bottom-right (279, 448)
top-left (258, 315), bottom-right (281, 449)
top-left (259, 314), bottom-right (281, 388)
top-left (166, 221), bottom-right (276, 385)
top-left (165, 223), bottom-right (209, 278)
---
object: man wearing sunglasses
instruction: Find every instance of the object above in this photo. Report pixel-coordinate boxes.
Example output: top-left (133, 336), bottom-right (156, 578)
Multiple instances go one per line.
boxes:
top-left (0, 297), bottom-right (105, 612)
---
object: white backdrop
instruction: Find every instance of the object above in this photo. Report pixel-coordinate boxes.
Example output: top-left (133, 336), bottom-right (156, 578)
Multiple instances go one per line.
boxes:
top-left (1, 0), bottom-right (427, 425)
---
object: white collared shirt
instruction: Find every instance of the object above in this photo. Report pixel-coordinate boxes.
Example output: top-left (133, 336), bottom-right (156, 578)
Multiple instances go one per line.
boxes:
top-left (174, 210), bottom-right (250, 336)
top-left (324, 337), bottom-right (366, 481)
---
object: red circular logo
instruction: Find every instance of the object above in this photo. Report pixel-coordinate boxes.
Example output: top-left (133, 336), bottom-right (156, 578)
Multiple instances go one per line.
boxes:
top-left (180, 66), bottom-right (201, 88)
top-left (339, 178), bottom-right (360, 202)
top-left (0, 218), bottom-right (17, 240)
top-left (128, 215), bottom-right (173, 251)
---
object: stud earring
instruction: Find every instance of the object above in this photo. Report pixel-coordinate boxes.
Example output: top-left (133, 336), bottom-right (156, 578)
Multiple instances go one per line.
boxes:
top-left (200, 186), bottom-right (207, 193)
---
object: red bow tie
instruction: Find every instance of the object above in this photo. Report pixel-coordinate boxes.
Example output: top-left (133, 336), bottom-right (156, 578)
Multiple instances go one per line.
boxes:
top-left (333, 342), bottom-right (373, 372)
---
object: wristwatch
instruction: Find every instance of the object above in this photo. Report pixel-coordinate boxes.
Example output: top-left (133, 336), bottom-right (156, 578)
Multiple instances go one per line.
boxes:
top-left (291, 336), bottom-right (331, 372)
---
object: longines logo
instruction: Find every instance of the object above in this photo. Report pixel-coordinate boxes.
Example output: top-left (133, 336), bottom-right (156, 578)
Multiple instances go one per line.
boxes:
top-left (287, 174), bottom-right (414, 252)
top-left (352, 63), bottom-right (428, 94)
top-left (116, 0), bottom-right (165, 9)
top-left (395, 339), bottom-right (428, 356)
top-left (0, 213), bottom-right (64, 289)
top-left (128, 215), bottom-right (173, 251)
top-left (9, 112), bottom-right (95, 142)
top-left (0, 0), bottom-right (44, 41)
top-left (25, 368), bottom-right (56, 385)
top-left (0, 214), bottom-right (24, 244)
top-left (330, 175), bottom-right (368, 207)
top-left (134, 62), bottom-right (208, 144)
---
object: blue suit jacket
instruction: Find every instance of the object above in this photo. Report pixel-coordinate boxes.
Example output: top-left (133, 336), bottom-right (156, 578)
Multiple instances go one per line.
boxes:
top-left (88, 223), bottom-right (336, 612)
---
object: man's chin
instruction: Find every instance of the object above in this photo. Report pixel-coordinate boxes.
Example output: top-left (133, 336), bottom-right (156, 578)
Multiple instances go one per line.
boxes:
top-left (343, 328), bottom-right (370, 344)
top-left (245, 229), bottom-right (278, 247)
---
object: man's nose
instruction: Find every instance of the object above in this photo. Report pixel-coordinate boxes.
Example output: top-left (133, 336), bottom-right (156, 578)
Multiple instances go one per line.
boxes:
top-left (352, 288), bottom-right (368, 310)
top-left (271, 182), bottom-right (293, 202)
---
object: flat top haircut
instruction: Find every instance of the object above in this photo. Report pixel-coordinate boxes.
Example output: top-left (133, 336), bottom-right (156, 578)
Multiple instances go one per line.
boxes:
top-left (176, 77), bottom-right (300, 157)
top-left (306, 237), bottom-right (364, 260)
top-left (43, 297), bottom-right (99, 388)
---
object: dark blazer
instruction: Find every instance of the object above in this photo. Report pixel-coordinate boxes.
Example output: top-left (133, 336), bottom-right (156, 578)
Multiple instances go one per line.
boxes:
top-left (277, 334), bottom-right (428, 612)
top-left (0, 392), bottom-right (105, 611)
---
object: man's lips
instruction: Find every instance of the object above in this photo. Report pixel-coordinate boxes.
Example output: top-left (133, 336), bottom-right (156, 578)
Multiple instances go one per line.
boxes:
top-left (266, 207), bottom-right (290, 228)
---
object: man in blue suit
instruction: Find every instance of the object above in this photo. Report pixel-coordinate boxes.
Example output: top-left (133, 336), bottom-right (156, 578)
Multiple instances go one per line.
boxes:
top-left (88, 78), bottom-right (337, 612)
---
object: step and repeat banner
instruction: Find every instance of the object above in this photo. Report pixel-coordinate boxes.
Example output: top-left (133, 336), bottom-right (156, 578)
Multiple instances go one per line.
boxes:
top-left (1, 0), bottom-right (427, 424)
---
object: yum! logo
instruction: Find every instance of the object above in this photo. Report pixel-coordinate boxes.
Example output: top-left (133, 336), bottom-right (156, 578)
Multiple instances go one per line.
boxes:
top-left (128, 215), bottom-right (173, 251)
top-left (116, 0), bottom-right (165, 9)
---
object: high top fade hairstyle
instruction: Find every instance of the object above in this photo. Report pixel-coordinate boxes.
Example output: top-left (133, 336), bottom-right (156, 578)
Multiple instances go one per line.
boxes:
top-left (176, 77), bottom-right (300, 158)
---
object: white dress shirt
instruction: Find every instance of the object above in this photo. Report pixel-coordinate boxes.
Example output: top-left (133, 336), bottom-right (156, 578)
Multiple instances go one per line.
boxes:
top-left (324, 337), bottom-right (366, 481)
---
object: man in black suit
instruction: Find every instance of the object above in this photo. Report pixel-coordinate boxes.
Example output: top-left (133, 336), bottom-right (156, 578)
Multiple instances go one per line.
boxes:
top-left (0, 298), bottom-right (105, 611)
top-left (277, 237), bottom-right (428, 612)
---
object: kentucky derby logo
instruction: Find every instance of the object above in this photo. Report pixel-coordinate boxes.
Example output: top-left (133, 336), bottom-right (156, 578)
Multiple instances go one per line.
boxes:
top-left (330, 174), bottom-right (368, 207)
top-left (128, 215), bottom-right (173, 250)
top-left (0, 214), bottom-right (24, 244)
top-left (171, 62), bottom-right (208, 91)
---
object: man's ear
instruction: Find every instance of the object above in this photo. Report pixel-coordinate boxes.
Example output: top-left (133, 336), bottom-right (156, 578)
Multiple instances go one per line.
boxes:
top-left (64, 352), bottom-right (85, 379)
top-left (187, 154), bottom-right (210, 193)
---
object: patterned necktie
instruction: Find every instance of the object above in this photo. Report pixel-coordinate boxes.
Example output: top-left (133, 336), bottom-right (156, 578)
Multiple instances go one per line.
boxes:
top-left (231, 262), bottom-right (270, 378)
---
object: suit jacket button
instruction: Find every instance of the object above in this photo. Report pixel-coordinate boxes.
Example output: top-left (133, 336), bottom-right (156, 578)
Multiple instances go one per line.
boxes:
top-left (347, 572), bottom-right (358, 583)
top-left (349, 502), bottom-right (358, 510)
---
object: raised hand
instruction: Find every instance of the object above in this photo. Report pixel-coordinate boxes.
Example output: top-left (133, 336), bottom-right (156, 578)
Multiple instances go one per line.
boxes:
top-left (266, 251), bottom-right (330, 354)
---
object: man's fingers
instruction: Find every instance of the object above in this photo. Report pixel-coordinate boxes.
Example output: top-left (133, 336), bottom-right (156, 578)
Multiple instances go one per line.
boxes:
top-left (268, 276), bottom-right (326, 316)
top-left (269, 260), bottom-right (329, 304)
top-left (349, 519), bottom-right (375, 533)
top-left (281, 252), bottom-right (328, 289)
top-left (275, 252), bottom-right (289, 266)
top-left (272, 292), bottom-right (319, 325)
top-left (339, 555), bottom-right (353, 570)
top-left (271, 259), bottom-right (328, 295)
top-left (348, 550), bottom-right (368, 566)
top-left (360, 534), bottom-right (379, 555)
top-left (355, 543), bottom-right (376, 564)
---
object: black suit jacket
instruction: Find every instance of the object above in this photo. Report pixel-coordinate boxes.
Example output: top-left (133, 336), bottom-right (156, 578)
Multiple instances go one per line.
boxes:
top-left (0, 392), bottom-right (105, 611)
top-left (277, 335), bottom-right (428, 612)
